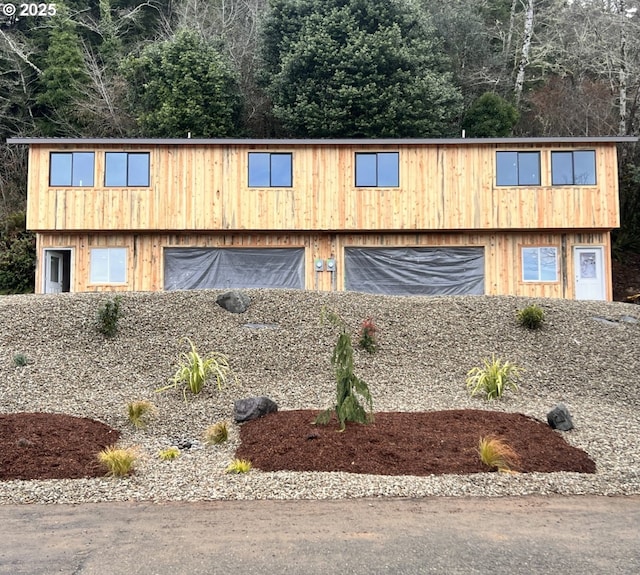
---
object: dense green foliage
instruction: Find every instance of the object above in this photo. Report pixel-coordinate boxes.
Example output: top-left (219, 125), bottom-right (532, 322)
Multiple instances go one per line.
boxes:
top-left (122, 31), bottom-right (243, 137)
top-left (97, 295), bottom-right (123, 338)
top-left (260, 0), bottom-right (462, 137)
top-left (0, 212), bottom-right (35, 294)
top-left (462, 92), bottom-right (519, 137)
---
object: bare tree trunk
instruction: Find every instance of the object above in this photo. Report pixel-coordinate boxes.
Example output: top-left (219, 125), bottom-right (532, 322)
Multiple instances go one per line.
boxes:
top-left (514, 0), bottom-right (535, 104)
top-left (617, 0), bottom-right (628, 135)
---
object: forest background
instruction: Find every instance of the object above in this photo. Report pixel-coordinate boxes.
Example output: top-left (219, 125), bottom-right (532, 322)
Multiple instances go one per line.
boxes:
top-left (0, 0), bottom-right (638, 294)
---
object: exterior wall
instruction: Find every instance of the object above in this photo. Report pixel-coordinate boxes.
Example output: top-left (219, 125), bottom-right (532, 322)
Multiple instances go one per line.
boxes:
top-left (35, 230), bottom-right (612, 299)
top-left (26, 142), bottom-right (620, 233)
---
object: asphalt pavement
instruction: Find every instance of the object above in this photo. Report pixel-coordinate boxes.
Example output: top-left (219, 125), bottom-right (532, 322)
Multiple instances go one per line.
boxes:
top-left (1, 495), bottom-right (639, 574)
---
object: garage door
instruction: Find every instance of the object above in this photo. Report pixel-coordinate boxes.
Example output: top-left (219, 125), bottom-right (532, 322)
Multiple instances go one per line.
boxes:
top-left (164, 247), bottom-right (305, 290)
top-left (344, 247), bottom-right (485, 295)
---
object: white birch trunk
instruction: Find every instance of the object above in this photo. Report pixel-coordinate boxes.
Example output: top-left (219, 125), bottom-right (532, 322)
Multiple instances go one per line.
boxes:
top-left (514, 0), bottom-right (535, 104)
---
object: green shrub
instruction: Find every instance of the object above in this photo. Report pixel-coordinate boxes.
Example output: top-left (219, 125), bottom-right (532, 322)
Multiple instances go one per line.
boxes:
top-left (478, 435), bottom-right (521, 472)
top-left (13, 353), bottom-right (29, 367)
top-left (97, 295), bottom-right (123, 338)
top-left (157, 338), bottom-right (232, 400)
top-left (126, 400), bottom-right (156, 429)
top-left (358, 317), bottom-right (378, 354)
top-left (158, 447), bottom-right (180, 461)
top-left (516, 304), bottom-right (545, 330)
top-left (98, 445), bottom-right (138, 477)
top-left (204, 421), bottom-right (229, 445)
top-left (466, 355), bottom-right (523, 400)
top-left (225, 458), bottom-right (252, 474)
top-left (315, 309), bottom-right (374, 431)
top-left (0, 212), bottom-right (36, 295)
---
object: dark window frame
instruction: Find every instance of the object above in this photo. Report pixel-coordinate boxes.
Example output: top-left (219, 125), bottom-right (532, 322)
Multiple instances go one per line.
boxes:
top-left (551, 150), bottom-right (596, 185)
top-left (355, 152), bottom-right (400, 187)
top-left (49, 152), bottom-right (95, 187)
top-left (104, 152), bottom-right (151, 187)
top-left (248, 152), bottom-right (293, 187)
top-left (496, 151), bottom-right (541, 186)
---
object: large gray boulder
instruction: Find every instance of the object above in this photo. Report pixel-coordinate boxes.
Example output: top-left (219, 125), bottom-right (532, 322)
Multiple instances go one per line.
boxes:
top-left (547, 403), bottom-right (574, 431)
top-left (234, 396), bottom-right (278, 423)
top-left (216, 291), bottom-right (250, 314)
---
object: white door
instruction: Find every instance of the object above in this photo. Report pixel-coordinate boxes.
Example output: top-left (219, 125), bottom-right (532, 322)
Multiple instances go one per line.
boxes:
top-left (574, 246), bottom-right (605, 300)
top-left (44, 250), bottom-right (64, 293)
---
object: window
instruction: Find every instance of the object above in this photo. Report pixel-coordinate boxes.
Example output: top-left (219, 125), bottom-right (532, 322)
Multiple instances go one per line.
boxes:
top-left (355, 152), bottom-right (399, 187)
top-left (522, 247), bottom-right (558, 282)
top-left (552, 151), bottom-right (596, 185)
top-left (90, 248), bottom-right (126, 283)
top-left (105, 152), bottom-right (150, 187)
top-left (496, 151), bottom-right (540, 186)
top-left (50, 152), bottom-right (95, 187)
top-left (248, 153), bottom-right (292, 187)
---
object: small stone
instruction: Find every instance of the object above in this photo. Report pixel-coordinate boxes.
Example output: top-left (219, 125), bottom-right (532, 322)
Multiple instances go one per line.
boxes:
top-left (216, 291), bottom-right (250, 314)
top-left (547, 403), bottom-right (574, 431)
top-left (234, 396), bottom-right (278, 423)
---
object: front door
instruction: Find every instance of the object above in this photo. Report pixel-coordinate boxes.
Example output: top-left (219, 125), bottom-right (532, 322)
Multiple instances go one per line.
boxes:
top-left (574, 246), bottom-right (605, 300)
top-left (44, 249), bottom-right (71, 293)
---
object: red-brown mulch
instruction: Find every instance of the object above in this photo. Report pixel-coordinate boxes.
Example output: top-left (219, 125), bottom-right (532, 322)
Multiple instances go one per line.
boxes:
top-left (236, 409), bottom-right (596, 475)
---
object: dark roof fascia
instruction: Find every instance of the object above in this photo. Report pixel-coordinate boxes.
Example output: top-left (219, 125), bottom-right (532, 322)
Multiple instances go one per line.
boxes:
top-left (6, 136), bottom-right (638, 146)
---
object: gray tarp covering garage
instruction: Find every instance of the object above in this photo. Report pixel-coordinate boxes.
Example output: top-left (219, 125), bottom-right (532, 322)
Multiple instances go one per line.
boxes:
top-left (164, 247), bottom-right (305, 290)
top-left (344, 247), bottom-right (485, 295)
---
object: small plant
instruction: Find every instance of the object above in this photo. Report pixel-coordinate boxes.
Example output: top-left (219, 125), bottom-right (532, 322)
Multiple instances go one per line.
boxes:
top-left (516, 304), bottom-right (545, 330)
top-left (478, 435), bottom-right (521, 472)
top-left (466, 355), bottom-right (523, 400)
top-left (13, 353), bottom-right (29, 367)
top-left (315, 309), bottom-right (374, 431)
top-left (126, 400), bottom-right (156, 429)
top-left (97, 445), bottom-right (138, 477)
top-left (358, 317), bottom-right (378, 354)
top-left (97, 295), bottom-right (123, 338)
top-left (225, 458), bottom-right (252, 474)
top-left (204, 421), bottom-right (229, 445)
top-left (158, 446), bottom-right (181, 461)
top-left (157, 338), bottom-right (232, 399)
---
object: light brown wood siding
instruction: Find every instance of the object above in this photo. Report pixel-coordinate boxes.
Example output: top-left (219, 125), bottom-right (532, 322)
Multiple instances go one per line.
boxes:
top-left (35, 231), bottom-right (612, 299)
top-left (26, 142), bottom-right (620, 233)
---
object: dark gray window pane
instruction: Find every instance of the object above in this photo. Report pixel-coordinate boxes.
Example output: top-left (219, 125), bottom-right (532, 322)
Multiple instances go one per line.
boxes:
top-left (72, 152), bottom-right (94, 187)
top-left (355, 153), bottom-right (377, 187)
top-left (552, 152), bottom-right (573, 185)
top-left (378, 153), bottom-right (399, 187)
top-left (50, 153), bottom-right (72, 186)
top-left (518, 152), bottom-right (540, 185)
top-left (105, 153), bottom-right (127, 186)
top-left (128, 153), bottom-right (150, 186)
top-left (271, 154), bottom-right (292, 187)
top-left (573, 151), bottom-right (596, 185)
top-left (248, 153), bottom-right (270, 187)
top-left (496, 152), bottom-right (517, 186)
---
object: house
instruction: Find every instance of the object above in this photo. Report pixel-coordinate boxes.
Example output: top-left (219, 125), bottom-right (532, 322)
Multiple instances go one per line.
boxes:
top-left (8, 136), bottom-right (638, 299)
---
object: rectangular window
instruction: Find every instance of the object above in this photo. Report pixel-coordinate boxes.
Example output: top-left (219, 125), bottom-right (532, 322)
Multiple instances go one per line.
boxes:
top-left (496, 151), bottom-right (540, 186)
top-left (551, 150), bottom-right (596, 185)
top-left (355, 152), bottom-right (399, 187)
top-left (90, 248), bottom-right (127, 283)
top-left (50, 152), bottom-right (95, 187)
top-left (522, 247), bottom-right (558, 282)
top-left (105, 152), bottom-right (150, 187)
top-left (248, 152), bottom-right (292, 187)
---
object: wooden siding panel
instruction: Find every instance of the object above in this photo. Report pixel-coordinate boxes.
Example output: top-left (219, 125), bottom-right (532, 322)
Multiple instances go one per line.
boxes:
top-left (26, 143), bottom-right (621, 233)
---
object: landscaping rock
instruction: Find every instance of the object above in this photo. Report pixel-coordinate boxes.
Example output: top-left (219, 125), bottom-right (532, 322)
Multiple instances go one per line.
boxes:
top-left (547, 403), bottom-right (574, 431)
top-left (234, 396), bottom-right (278, 423)
top-left (216, 291), bottom-right (251, 314)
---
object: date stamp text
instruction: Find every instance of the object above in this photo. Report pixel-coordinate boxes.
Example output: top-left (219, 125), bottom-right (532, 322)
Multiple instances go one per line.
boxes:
top-left (1, 3), bottom-right (57, 17)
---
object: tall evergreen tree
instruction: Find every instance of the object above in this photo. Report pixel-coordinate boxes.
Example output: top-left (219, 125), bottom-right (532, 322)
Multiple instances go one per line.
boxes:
top-left (121, 30), bottom-right (243, 137)
top-left (259, 0), bottom-right (462, 137)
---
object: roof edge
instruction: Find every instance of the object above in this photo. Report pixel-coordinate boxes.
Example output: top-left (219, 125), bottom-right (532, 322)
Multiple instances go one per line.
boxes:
top-left (6, 136), bottom-right (639, 146)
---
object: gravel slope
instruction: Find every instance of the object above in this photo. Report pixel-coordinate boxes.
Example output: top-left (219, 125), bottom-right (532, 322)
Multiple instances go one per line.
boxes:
top-left (1, 289), bottom-right (639, 504)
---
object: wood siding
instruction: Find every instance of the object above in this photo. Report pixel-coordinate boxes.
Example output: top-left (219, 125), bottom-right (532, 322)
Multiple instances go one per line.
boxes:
top-left (35, 231), bottom-right (612, 299)
top-left (26, 142), bottom-right (620, 233)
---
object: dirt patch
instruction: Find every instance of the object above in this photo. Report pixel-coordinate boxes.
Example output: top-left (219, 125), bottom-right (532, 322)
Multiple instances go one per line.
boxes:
top-left (0, 413), bottom-right (119, 480)
top-left (236, 409), bottom-right (596, 475)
